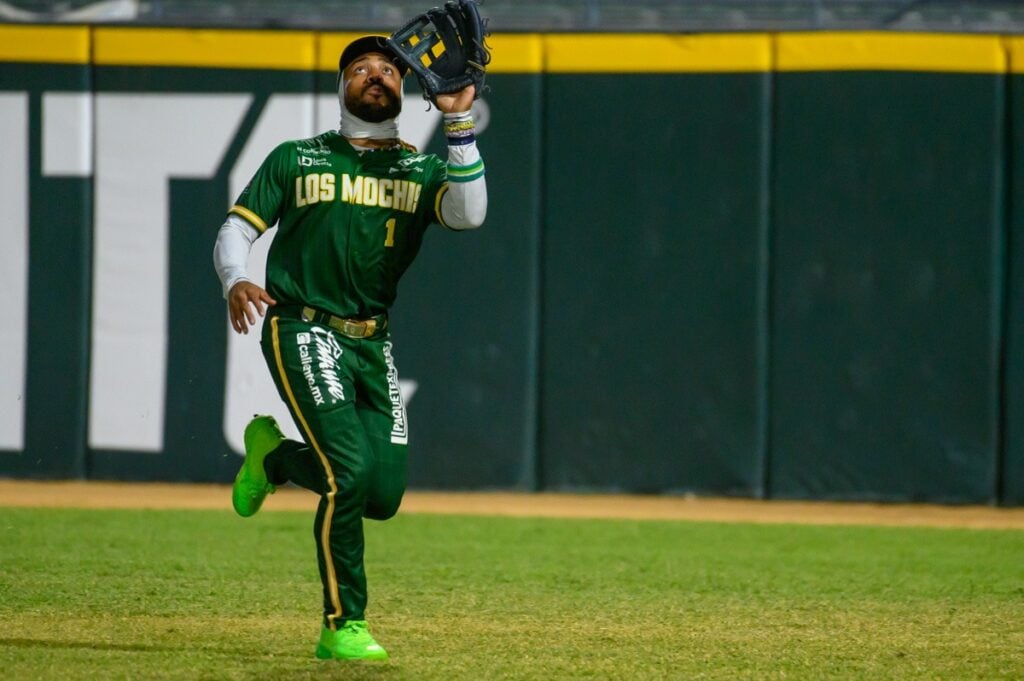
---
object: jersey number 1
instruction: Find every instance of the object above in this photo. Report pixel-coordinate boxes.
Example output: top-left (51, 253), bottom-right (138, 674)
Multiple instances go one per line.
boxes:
top-left (384, 218), bottom-right (396, 248)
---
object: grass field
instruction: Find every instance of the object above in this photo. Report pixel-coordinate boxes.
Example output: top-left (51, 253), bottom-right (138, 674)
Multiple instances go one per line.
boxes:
top-left (1, 507), bottom-right (1022, 680)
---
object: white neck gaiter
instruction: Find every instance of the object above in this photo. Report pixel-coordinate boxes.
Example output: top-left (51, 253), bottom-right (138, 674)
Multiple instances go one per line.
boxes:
top-left (337, 77), bottom-right (403, 140)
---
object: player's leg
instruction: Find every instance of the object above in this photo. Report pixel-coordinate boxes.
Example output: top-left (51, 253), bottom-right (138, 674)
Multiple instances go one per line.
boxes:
top-left (304, 409), bottom-right (389, 661)
top-left (359, 410), bottom-right (408, 520)
top-left (263, 439), bottom-right (328, 493)
top-left (301, 402), bottom-right (374, 624)
top-left (256, 334), bottom-right (331, 495)
top-left (261, 315), bottom-right (384, 658)
top-left (355, 336), bottom-right (410, 521)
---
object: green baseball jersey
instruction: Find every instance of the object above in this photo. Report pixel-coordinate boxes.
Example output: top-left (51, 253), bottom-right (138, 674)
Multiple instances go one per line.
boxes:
top-left (229, 130), bottom-right (449, 318)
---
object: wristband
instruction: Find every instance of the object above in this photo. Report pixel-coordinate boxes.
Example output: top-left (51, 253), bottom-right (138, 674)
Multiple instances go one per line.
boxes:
top-left (443, 111), bottom-right (476, 145)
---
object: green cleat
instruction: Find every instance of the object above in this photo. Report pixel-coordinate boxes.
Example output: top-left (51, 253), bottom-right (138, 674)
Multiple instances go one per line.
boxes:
top-left (231, 415), bottom-right (284, 517)
top-left (315, 621), bottom-right (389, 661)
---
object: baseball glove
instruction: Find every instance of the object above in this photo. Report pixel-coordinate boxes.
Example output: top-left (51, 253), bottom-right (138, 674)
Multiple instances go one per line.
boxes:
top-left (387, 0), bottom-right (491, 105)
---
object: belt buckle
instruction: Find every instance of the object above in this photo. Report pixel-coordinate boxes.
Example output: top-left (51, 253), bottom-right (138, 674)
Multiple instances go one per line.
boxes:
top-left (339, 319), bottom-right (375, 338)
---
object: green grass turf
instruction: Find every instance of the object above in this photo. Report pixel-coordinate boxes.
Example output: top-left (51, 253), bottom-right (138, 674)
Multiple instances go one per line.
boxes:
top-left (0, 507), bottom-right (1022, 680)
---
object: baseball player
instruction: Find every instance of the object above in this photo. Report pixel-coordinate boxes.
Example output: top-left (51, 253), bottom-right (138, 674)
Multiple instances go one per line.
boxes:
top-left (212, 35), bottom-right (487, 660)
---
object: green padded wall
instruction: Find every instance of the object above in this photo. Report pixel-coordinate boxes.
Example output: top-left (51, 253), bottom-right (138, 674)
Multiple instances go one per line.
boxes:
top-left (3, 28), bottom-right (1023, 504)
top-left (1003, 71), bottom-right (1024, 506)
top-left (769, 71), bottom-right (1004, 503)
top-left (539, 73), bottom-right (769, 495)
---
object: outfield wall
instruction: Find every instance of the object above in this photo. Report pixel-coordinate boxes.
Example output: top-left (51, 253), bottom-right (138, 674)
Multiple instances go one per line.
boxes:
top-left (1, 26), bottom-right (1023, 505)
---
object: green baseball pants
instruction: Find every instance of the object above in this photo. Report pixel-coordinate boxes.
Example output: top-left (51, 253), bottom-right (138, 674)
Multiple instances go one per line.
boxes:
top-left (259, 310), bottom-right (409, 630)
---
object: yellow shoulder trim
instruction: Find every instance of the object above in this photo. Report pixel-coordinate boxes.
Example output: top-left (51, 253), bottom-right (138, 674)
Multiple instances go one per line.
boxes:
top-left (229, 205), bottom-right (268, 233)
top-left (434, 183), bottom-right (451, 228)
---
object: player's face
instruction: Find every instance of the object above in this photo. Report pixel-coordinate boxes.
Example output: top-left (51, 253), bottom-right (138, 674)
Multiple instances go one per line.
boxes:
top-left (343, 52), bottom-right (403, 122)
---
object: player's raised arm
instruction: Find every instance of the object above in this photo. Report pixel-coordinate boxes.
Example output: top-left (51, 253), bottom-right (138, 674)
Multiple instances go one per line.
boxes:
top-left (436, 85), bottom-right (487, 230)
top-left (387, 0), bottom-right (490, 230)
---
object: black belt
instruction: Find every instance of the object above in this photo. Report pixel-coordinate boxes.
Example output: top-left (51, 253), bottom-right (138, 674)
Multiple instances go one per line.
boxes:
top-left (274, 305), bottom-right (388, 339)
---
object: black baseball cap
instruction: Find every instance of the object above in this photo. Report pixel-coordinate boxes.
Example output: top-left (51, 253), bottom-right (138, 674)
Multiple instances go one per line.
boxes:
top-left (338, 35), bottom-right (409, 77)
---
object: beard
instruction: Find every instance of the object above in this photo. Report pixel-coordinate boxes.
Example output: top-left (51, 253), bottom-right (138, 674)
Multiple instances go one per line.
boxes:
top-left (344, 82), bottom-right (402, 122)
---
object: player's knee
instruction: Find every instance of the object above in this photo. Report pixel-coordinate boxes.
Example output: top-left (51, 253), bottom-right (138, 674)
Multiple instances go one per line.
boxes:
top-left (364, 493), bottom-right (403, 520)
top-left (327, 465), bottom-right (373, 507)
top-left (343, 460), bottom-right (373, 487)
top-left (364, 506), bottom-right (398, 521)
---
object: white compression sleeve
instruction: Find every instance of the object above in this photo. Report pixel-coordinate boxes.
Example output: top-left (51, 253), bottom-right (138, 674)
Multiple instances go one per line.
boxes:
top-left (439, 111), bottom-right (487, 230)
top-left (212, 213), bottom-right (260, 298)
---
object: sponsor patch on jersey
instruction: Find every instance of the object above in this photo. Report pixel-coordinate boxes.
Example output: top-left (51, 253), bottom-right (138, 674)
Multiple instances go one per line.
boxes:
top-left (298, 156), bottom-right (331, 167)
top-left (296, 145), bottom-right (330, 156)
top-left (388, 154), bottom-right (427, 174)
top-left (296, 328), bottom-right (345, 407)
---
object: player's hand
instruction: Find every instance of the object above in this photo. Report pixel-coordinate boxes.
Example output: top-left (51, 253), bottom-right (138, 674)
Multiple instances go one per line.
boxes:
top-left (435, 85), bottom-right (476, 115)
top-left (228, 280), bottom-right (277, 335)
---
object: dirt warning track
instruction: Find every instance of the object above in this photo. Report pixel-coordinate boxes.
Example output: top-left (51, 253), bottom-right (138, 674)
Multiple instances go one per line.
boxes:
top-left (2, 480), bottom-right (1023, 529)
